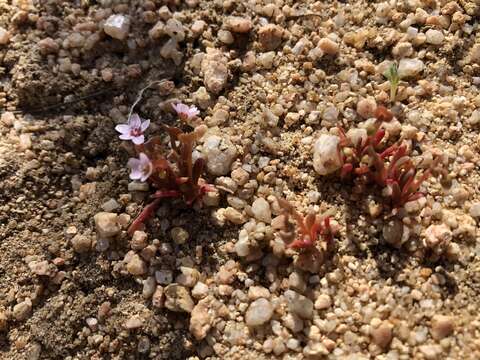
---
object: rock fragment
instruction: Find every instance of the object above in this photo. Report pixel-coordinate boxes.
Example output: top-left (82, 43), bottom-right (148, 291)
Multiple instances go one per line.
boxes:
top-left (371, 321), bottom-right (393, 349)
top-left (164, 284), bottom-right (194, 312)
top-left (201, 49), bottom-right (229, 94)
top-left (426, 29), bottom-right (444, 45)
top-left (245, 298), bottom-right (273, 326)
top-left (284, 290), bottom-right (314, 319)
top-left (258, 24), bottom-right (283, 51)
top-left (431, 315), bottom-right (454, 340)
top-left (313, 134), bottom-right (342, 176)
top-left (13, 299), bottom-right (32, 321)
top-left (190, 297), bottom-right (214, 339)
top-left (398, 58), bottom-right (424, 78)
top-left (202, 135), bottom-right (237, 176)
top-left (94, 212), bottom-right (120, 238)
top-left (0, 27), bottom-right (9, 45)
top-left (318, 38), bottom-right (339, 55)
top-left (226, 17), bottom-right (253, 33)
top-left (71, 233), bottom-right (92, 253)
top-left (104, 15), bottom-right (130, 40)
top-left (126, 254), bottom-right (147, 276)
top-left (251, 198), bottom-right (271, 223)
top-left (125, 315), bottom-right (143, 329)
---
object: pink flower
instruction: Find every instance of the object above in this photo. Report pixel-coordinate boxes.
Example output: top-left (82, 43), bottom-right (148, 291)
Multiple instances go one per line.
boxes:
top-left (115, 114), bottom-right (150, 145)
top-left (172, 103), bottom-right (200, 121)
top-left (127, 153), bottom-right (153, 182)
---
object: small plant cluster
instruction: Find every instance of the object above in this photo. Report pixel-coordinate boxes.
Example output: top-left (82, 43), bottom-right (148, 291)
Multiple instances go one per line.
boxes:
top-left (337, 106), bottom-right (443, 208)
top-left (115, 104), bottom-right (213, 235)
top-left (276, 197), bottom-right (334, 251)
top-left (114, 102), bottom-right (441, 258)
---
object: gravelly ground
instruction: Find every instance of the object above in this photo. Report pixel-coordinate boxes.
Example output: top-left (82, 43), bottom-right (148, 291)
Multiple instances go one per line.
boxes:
top-left (1, 0), bottom-right (480, 359)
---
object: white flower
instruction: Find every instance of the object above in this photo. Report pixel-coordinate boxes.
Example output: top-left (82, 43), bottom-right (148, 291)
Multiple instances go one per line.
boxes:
top-left (172, 102), bottom-right (200, 121)
top-left (127, 153), bottom-right (153, 182)
top-left (115, 114), bottom-right (150, 145)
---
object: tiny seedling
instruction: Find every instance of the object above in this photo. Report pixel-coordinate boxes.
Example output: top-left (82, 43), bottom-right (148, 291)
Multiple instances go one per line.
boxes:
top-left (367, 144), bottom-right (442, 208)
top-left (336, 105), bottom-right (443, 208)
top-left (384, 63), bottom-right (400, 103)
top-left (276, 197), bottom-right (334, 250)
top-left (337, 106), bottom-right (394, 179)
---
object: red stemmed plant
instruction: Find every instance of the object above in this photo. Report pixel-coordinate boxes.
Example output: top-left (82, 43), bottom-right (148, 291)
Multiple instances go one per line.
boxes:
top-left (276, 197), bottom-right (334, 250)
top-left (337, 105), bottom-right (395, 179)
top-left (127, 124), bottom-right (214, 235)
top-left (367, 144), bottom-right (442, 208)
top-left (335, 105), bottom-right (443, 208)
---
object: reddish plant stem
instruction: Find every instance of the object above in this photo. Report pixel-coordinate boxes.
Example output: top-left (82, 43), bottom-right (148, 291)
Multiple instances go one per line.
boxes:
top-left (127, 191), bottom-right (181, 236)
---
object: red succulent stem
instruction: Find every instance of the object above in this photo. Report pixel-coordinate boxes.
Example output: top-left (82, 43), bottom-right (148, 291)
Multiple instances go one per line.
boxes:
top-left (127, 198), bottom-right (162, 236)
top-left (127, 191), bottom-right (181, 236)
top-left (151, 190), bottom-right (182, 199)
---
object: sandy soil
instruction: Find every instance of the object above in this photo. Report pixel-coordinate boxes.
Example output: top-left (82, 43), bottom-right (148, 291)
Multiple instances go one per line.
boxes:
top-left (1, 0), bottom-right (480, 359)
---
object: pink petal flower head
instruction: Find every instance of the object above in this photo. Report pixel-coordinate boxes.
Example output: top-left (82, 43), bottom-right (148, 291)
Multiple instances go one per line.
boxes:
top-left (172, 102), bottom-right (200, 121)
top-left (127, 153), bottom-right (153, 182)
top-left (115, 114), bottom-right (150, 145)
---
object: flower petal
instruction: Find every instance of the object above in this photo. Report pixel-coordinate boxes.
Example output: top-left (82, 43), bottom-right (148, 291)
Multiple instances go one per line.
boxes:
top-left (129, 169), bottom-right (142, 180)
top-left (132, 135), bottom-right (145, 145)
top-left (173, 103), bottom-right (189, 115)
top-left (129, 114), bottom-right (141, 128)
top-left (141, 164), bottom-right (153, 182)
top-left (140, 119), bottom-right (150, 132)
top-left (119, 133), bottom-right (133, 140)
top-left (115, 124), bottom-right (130, 134)
top-left (127, 158), bottom-right (140, 169)
top-left (138, 152), bottom-right (150, 164)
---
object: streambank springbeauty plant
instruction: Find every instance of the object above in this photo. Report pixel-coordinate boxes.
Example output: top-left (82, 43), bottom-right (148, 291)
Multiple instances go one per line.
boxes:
top-left (115, 104), bottom-right (214, 235)
top-left (366, 144), bottom-right (442, 207)
top-left (276, 197), bottom-right (334, 250)
top-left (337, 106), bottom-right (395, 179)
top-left (336, 105), bottom-right (443, 208)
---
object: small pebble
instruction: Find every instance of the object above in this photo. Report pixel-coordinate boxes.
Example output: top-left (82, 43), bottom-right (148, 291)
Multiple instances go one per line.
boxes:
top-left (125, 315), bottom-right (143, 329)
top-left (192, 282), bottom-right (209, 299)
top-left (431, 315), bottom-right (454, 340)
top-left (155, 270), bottom-right (173, 285)
top-left (126, 255), bottom-right (147, 276)
top-left (104, 15), bottom-right (130, 40)
top-left (318, 38), bottom-right (339, 55)
top-left (251, 198), bottom-right (272, 223)
top-left (131, 231), bottom-right (148, 250)
top-left (245, 298), bottom-right (273, 326)
top-left (164, 284), bottom-right (194, 312)
top-left (425, 29), bottom-right (444, 45)
top-left (284, 290), bottom-right (314, 319)
top-left (314, 294), bottom-right (332, 310)
top-left (13, 299), bottom-right (32, 321)
top-left (165, 18), bottom-right (185, 42)
top-left (357, 97), bottom-right (377, 119)
top-left (313, 134), bottom-right (342, 175)
top-left (398, 58), bottom-right (424, 78)
top-left (94, 212), bottom-right (120, 238)
top-left (258, 24), bottom-right (283, 51)
top-left (0, 26), bottom-right (9, 45)
top-left (226, 17), bottom-right (253, 33)
top-left (469, 203), bottom-right (480, 218)
top-left (170, 227), bottom-right (189, 245)
top-left (371, 321), bottom-right (392, 349)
